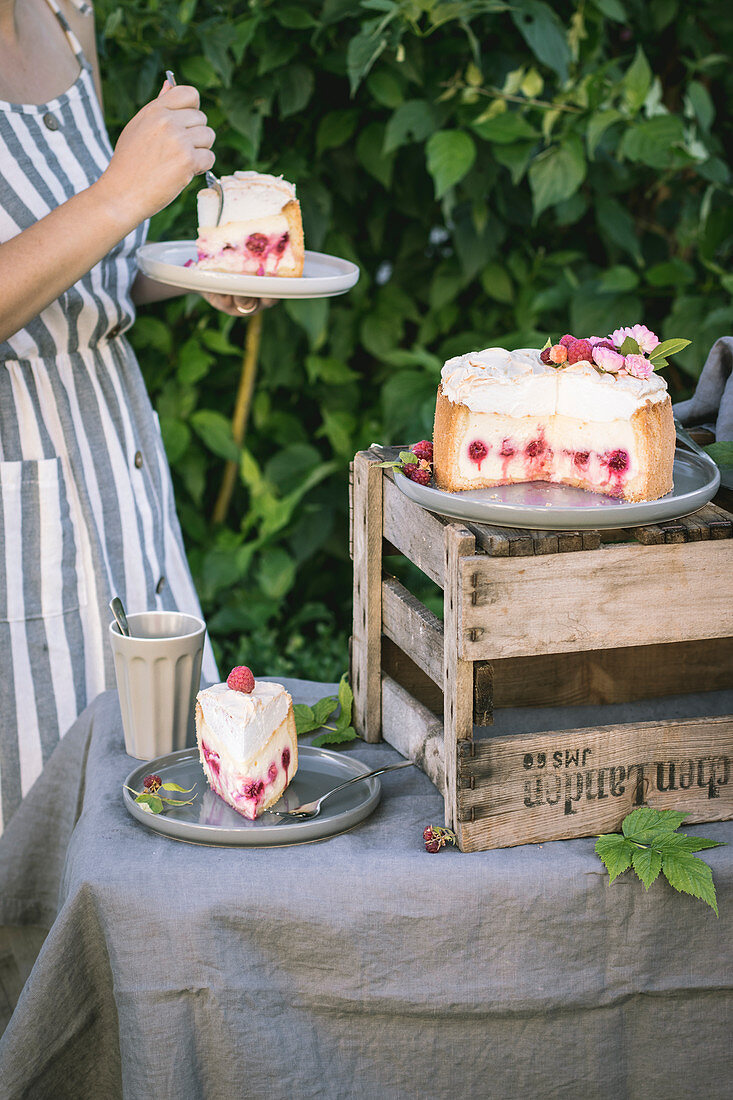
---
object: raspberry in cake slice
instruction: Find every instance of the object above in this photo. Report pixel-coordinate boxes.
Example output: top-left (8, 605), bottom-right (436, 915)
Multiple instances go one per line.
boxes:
top-left (433, 345), bottom-right (675, 503)
top-left (196, 171), bottom-right (304, 277)
top-left (195, 670), bottom-right (298, 820)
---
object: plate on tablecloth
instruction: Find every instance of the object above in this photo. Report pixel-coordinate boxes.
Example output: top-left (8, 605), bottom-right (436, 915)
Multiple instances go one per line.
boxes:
top-left (123, 745), bottom-right (381, 846)
top-left (136, 241), bottom-right (359, 299)
top-left (393, 447), bottom-right (720, 531)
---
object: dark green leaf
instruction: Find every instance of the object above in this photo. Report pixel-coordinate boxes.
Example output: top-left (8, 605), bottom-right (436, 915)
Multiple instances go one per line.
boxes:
top-left (316, 110), bottom-right (359, 154)
top-left (347, 31), bottom-right (387, 95)
top-left (649, 338), bottom-right (691, 361)
top-left (384, 100), bottom-right (437, 153)
top-left (529, 135), bottom-right (586, 218)
top-left (619, 116), bottom-right (686, 168)
top-left (426, 130), bottom-right (476, 199)
top-left (511, 0), bottom-right (570, 82)
top-left (367, 70), bottom-right (404, 108)
top-left (591, 0), bottom-right (627, 22)
top-left (278, 65), bottom-right (315, 118)
top-left (586, 109), bottom-right (622, 158)
top-left (704, 442), bottom-right (733, 470)
top-left (312, 725), bottom-right (358, 746)
top-left (471, 112), bottom-right (538, 144)
top-left (190, 411), bottom-right (240, 462)
top-left (312, 696), bottom-right (339, 726)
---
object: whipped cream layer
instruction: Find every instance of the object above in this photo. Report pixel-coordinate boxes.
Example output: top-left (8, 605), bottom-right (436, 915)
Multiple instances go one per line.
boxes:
top-left (441, 347), bottom-right (668, 423)
top-left (197, 171), bottom-right (296, 227)
top-left (197, 680), bottom-right (291, 759)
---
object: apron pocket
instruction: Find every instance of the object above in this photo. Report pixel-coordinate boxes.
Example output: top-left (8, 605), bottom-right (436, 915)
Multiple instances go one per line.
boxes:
top-left (0, 457), bottom-right (87, 622)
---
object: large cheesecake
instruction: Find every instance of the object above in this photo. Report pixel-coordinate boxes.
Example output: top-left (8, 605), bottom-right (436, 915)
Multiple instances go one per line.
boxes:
top-left (195, 672), bottom-right (298, 820)
top-left (195, 171), bottom-right (304, 277)
top-left (433, 339), bottom-right (675, 502)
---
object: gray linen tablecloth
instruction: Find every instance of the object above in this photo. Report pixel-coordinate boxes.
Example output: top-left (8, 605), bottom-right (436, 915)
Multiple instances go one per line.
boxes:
top-left (0, 681), bottom-right (731, 1100)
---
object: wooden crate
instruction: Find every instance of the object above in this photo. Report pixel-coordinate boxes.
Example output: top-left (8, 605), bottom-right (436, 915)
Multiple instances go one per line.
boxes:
top-left (350, 446), bottom-right (733, 852)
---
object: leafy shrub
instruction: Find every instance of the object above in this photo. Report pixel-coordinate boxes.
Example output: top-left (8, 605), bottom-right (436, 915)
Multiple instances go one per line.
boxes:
top-left (96, 0), bottom-right (733, 677)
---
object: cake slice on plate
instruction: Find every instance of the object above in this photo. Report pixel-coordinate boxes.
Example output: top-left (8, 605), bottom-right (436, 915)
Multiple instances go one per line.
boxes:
top-left (195, 171), bottom-right (305, 277)
top-left (195, 666), bottom-right (298, 820)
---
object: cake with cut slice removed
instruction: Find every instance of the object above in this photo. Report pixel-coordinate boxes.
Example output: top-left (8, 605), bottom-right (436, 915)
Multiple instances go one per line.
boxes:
top-left (195, 171), bottom-right (304, 277)
top-left (195, 667), bottom-right (298, 820)
top-left (433, 330), bottom-right (680, 502)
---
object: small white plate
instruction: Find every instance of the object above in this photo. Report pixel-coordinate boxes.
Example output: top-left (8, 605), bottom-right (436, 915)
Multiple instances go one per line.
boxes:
top-left (136, 240), bottom-right (360, 299)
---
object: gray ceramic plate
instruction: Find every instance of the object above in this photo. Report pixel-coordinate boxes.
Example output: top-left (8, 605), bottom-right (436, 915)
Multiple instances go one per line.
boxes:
top-left (395, 447), bottom-right (720, 531)
top-left (123, 746), bottom-right (381, 846)
top-left (136, 241), bottom-right (360, 299)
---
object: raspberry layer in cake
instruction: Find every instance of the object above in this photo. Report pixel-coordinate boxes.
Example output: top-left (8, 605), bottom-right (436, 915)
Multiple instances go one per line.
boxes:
top-left (195, 674), bottom-right (298, 820)
top-left (196, 171), bottom-right (304, 277)
top-left (434, 347), bottom-right (674, 502)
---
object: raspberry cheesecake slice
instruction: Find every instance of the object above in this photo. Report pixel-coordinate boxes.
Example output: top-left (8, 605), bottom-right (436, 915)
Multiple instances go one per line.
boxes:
top-left (433, 342), bottom-right (675, 502)
top-left (196, 171), bottom-right (305, 277)
top-left (195, 668), bottom-right (298, 820)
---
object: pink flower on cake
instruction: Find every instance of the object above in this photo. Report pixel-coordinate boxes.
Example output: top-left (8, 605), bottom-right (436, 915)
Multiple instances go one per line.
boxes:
top-left (609, 328), bottom-right (628, 348)
top-left (593, 346), bottom-right (626, 373)
top-left (627, 324), bottom-right (659, 354)
top-left (624, 354), bottom-right (653, 379)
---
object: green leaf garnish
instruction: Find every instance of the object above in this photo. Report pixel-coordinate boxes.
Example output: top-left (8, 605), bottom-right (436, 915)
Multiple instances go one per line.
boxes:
top-left (596, 808), bottom-right (723, 915)
top-left (617, 335), bottom-right (641, 356)
top-left (295, 674), bottom-right (359, 746)
top-left (649, 337), bottom-right (691, 361)
top-left (703, 441), bottom-right (733, 470)
top-left (161, 782), bottom-right (196, 794)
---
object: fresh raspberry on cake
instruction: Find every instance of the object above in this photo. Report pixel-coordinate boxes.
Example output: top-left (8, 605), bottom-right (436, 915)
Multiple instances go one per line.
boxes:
top-left (195, 680), bottom-right (298, 820)
top-left (227, 666), bottom-right (255, 694)
top-left (195, 171), bottom-right (305, 278)
top-left (566, 338), bottom-right (594, 365)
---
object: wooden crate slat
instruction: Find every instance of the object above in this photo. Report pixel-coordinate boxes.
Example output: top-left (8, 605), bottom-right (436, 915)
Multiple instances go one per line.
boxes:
top-left (383, 476), bottom-right (446, 587)
top-left (490, 638), bottom-right (733, 709)
top-left (455, 715), bottom-right (733, 851)
top-left (460, 540), bottom-right (733, 660)
top-left (351, 452), bottom-right (385, 742)
top-left (382, 576), bottom-right (443, 688)
top-left (381, 674), bottom-right (445, 793)
top-left (443, 524), bottom-right (476, 831)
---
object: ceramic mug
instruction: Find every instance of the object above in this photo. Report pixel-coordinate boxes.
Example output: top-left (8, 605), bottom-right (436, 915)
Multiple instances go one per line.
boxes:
top-left (109, 611), bottom-right (206, 760)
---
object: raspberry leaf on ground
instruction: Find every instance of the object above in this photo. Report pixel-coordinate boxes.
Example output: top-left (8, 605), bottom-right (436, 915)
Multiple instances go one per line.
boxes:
top-left (621, 807), bottom-right (688, 840)
top-left (631, 846), bottom-right (662, 890)
top-left (312, 696), bottom-right (338, 726)
top-left (595, 833), bottom-right (633, 883)
top-left (661, 850), bottom-right (719, 917)
top-left (293, 703), bottom-right (320, 734)
top-left (311, 725), bottom-right (358, 747)
top-left (597, 807), bottom-right (723, 913)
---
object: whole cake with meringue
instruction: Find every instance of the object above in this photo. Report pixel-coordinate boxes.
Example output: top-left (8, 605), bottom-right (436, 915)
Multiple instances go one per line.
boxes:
top-left (433, 326), bottom-right (687, 503)
top-left (195, 171), bottom-right (305, 277)
top-left (195, 666), bottom-right (298, 820)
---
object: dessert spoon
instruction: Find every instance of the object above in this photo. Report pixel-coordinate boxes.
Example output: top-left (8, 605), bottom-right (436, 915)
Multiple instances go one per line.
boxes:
top-left (165, 70), bottom-right (224, 224)
top-left (267, 760), bottom-right (415, 821)
top-left (109, 596), bottom-right (131, 637)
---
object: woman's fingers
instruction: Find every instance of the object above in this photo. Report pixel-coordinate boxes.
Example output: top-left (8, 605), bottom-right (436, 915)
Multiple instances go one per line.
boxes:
top-left (188, 125), bottom-right (216, 149)
top-left (199, 293), bottom-right (278, 317)
top-left (159, 83), bottom-right (200, 110)
top-left (192, 148), bottom-right (216, 174)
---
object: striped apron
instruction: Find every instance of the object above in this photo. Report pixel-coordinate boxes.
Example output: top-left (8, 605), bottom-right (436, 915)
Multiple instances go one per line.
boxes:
top-left (0, 0), bottom-right (217, 832)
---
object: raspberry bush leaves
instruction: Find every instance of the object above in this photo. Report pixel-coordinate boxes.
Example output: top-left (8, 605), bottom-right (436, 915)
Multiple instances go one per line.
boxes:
top-left (293, 674), bottom-right (359, 746)
top-left (596, 808), bottom-right (724, 915)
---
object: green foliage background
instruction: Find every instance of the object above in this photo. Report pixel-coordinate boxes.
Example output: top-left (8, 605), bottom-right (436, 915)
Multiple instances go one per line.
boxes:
top-left (96, 0), bottom-right (733, 678)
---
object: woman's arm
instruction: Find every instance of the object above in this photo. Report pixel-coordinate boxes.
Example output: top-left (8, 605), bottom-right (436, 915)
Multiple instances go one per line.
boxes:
top-left (0, 83), bottom-right (214, 344)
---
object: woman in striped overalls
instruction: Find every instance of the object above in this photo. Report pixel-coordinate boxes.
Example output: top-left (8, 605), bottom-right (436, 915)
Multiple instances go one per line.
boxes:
top-left (0, 0), bottom-right (250, 833)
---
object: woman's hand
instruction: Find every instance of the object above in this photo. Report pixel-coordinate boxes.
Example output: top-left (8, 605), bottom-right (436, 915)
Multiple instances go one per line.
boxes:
top-left (97, 82), bottom-right (215, 228)
top-left (201, 294), bottom-right (278, 317)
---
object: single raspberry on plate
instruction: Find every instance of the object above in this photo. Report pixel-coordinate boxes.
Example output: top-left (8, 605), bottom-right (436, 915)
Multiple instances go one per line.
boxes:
top-left (567, 338), bottom-right (594, 365)
top-left (227, 666), bottom-right (255, 693)
top-left (143, 774), bottom-right (162, 792)
top-left (403, 463), bottom-right (431, 486)
top-left (412, 440), bottom-right (433, 462)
